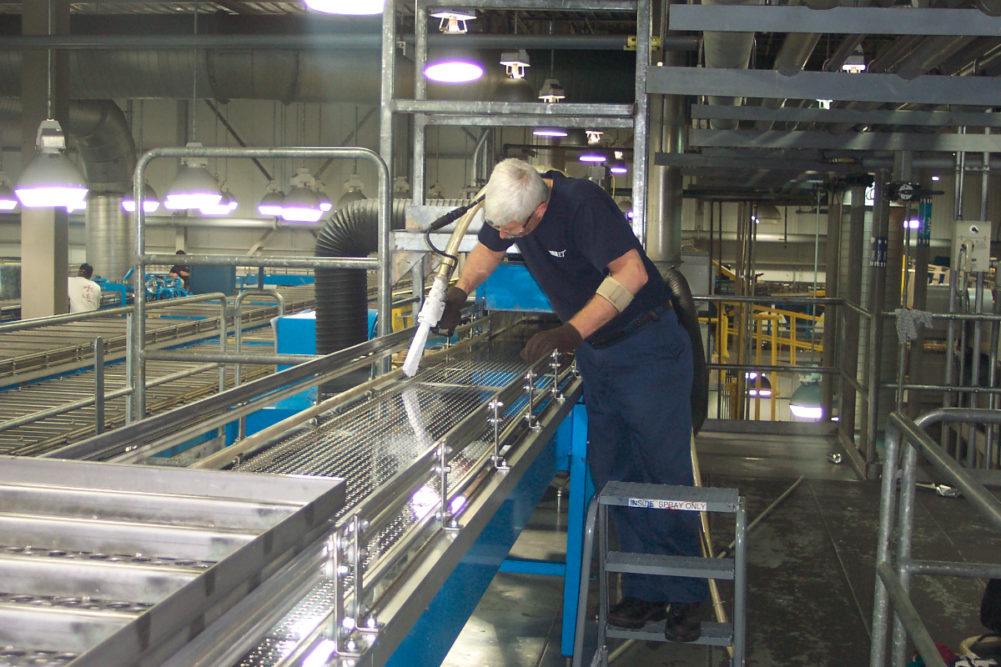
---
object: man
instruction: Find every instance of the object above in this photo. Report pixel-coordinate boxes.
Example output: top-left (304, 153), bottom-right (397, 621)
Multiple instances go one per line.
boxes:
top-left (169, 249), bottom-right (190, 288)
top-left (67, 263), bottom-right (101, 313)
top-left (437, 158), bottom-right (706, 641)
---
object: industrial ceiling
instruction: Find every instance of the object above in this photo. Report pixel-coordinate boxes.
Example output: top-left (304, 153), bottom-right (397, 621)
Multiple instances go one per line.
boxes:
top-left (0, 1), bottom-right (998, 202)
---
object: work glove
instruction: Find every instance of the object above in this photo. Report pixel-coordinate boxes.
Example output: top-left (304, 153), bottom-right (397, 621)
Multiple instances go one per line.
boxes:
top-left (435, 286), bottom-right (468, 335)
top-left (520, 323), bottom-right (583, 363)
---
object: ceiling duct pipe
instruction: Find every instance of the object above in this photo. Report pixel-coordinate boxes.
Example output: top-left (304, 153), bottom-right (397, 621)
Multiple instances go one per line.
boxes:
top-left (701, 0), bottom-right (760, 129)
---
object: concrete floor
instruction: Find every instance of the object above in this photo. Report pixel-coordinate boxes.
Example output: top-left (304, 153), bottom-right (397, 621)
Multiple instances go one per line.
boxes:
top-left (442, 427), bottom-right (997, 666)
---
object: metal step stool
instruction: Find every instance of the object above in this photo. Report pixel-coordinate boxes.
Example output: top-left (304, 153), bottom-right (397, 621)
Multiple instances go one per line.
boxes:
top-left (571, 481), bottom-right (746, 666)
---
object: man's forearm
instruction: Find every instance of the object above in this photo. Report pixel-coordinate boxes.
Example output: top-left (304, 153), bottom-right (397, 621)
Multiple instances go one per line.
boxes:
top-left (454, 242), bottom-right (505, 294)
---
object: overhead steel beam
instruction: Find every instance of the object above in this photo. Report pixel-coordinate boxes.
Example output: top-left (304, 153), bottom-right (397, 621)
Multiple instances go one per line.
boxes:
top-left (690, 129), bottom-right (1001, 152)
top-left (655, 151), bottom-right (859, 173)
top-left (393, 99), bottom-right (634, 118)
top-left (691, 104), bottom-right (1001, 128)
top-left (648, 66), bottom-right (1001, 106)
top-left (669, 5), bottom-right (1001, 37)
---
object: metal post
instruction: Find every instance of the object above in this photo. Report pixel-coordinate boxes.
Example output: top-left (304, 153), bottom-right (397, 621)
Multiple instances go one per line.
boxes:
top-left (93, 336), bottom-right (105, 434)
top-left (733, 498), bottom-right (747, 667)
top-left (869, 422), bottom-right (900, 667)
top-left (891, 439), bottom-right (920, 667)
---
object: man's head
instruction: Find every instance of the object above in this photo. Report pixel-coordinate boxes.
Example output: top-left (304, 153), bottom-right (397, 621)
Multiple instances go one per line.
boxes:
top-left (484, 158), bottom-right (549, 239)
top-left (175, 249), bottom-right (186, 256)
top-left (78, 263), bottom-right (93, 279)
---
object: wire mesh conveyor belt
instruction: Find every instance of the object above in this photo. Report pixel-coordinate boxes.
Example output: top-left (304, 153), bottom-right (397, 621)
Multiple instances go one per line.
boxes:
top-left (214, 338), bottom-right (583, 666)
top-left (0, 341), bottom-right (274, 457)
top-left (0, 284), bottom-right (315, 386)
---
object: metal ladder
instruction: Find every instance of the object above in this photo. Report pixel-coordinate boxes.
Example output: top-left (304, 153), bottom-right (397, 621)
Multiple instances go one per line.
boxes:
top-left (572, 481), bottom-right (747, 666)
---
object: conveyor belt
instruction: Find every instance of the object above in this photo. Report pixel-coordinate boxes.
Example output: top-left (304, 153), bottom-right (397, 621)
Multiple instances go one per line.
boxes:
top-left (0, 284), bottom-right (314, 386)
top-left (0, 457), bottom-right (344, 666)
top-left (223, 337), bottom-right (576, 666)
top-left (0, 341), bottom-right (274, 457)
top-left (0, 285), bottom-right (314, 456)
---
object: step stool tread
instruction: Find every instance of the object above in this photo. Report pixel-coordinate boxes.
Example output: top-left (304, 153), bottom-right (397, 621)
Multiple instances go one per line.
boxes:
top-left (599, 481), bottom-right (740, 513)
top-left (605, 619), bottom-right (733, 647)
top-left (606, 550), bottom-right (735, 580)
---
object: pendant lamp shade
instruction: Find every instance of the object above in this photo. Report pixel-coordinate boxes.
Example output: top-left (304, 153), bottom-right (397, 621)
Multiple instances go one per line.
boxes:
top-left (200, 186), bottom-right (238, 216)
top-left (122, 183), bottom-right (160, 214)
top-left (281, 168), bottom-right (325, 223)
top-left (305, 0), bottom-right (384, 14)
top-left (164, 144), bottom-right (222, 211)
top-left (257, 181), bottom-right (285, 217)
top-left (15, 119), bottom-right (88, 210)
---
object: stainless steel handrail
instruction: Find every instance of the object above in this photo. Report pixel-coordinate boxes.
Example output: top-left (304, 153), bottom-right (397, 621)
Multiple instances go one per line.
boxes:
top-left (871, 407), bottom-right (1001, 667)
top-left (132, 146), bottom-right (392, 421)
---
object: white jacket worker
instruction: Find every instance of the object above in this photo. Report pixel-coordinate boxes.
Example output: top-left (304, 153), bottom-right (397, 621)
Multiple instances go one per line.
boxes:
top-left (67, 263), bottom-right (101, 313)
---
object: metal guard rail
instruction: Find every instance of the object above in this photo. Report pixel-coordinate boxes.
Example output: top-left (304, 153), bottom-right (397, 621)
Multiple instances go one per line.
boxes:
top-left (871, 408), bottom-right (1001, 667)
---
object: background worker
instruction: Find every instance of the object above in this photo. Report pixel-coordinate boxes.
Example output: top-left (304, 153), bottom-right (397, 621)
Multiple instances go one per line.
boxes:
top-left (437, 158), bottom-right (706, 641)
top-left (169, 249), bottom-right (190, 289)
top-left (67, 263), bottom-right (101, 313)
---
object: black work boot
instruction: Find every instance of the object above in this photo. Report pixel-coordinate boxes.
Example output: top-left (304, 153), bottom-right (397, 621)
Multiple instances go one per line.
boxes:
top-left (663, 601), bottom-right (702, 642)
top-left (607, 597), bottom-right (667, 629)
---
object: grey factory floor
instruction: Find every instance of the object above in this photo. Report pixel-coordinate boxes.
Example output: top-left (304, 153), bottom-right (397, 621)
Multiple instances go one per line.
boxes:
top-left (442, 427), bottom-right (999, 667)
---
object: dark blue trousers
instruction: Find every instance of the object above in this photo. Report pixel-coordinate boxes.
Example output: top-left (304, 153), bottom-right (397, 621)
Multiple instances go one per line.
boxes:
top-left (575, 307), bottom-right (707, 603)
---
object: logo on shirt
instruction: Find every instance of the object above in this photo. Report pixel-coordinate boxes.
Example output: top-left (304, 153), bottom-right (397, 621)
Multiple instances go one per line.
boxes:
top-left (549, 249), bottom-right (566, 258)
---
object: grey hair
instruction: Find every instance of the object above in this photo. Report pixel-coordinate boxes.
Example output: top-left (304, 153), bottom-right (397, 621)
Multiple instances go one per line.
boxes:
top-left (483, 158), bottom-right (548, 229)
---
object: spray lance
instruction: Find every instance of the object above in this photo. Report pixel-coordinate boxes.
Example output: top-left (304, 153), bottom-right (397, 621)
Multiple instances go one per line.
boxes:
top-left (401, 194), bottom-right (486, 377)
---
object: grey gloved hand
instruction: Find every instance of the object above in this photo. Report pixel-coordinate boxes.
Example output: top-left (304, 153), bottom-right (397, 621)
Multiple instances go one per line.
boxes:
top-left (520, 323), bottom-right (583, 363)
top-left (435, 286), bottom-right (468, 335)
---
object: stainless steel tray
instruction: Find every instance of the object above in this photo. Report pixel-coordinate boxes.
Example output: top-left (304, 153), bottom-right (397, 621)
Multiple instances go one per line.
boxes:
top-left (0, 455), bottom-right (344, 666)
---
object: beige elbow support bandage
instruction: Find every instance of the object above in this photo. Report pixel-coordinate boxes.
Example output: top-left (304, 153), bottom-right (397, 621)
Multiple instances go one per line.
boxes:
top-left (595, 275), bottom-right (634, 312)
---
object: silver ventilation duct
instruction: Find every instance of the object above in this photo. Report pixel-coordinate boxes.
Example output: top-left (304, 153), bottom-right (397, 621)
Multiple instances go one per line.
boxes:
top-left (86, 194), bottom-right (132, 281)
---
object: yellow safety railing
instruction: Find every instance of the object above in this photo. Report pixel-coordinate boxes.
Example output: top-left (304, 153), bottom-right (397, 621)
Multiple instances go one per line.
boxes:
top-left (705, 299), bottom-right (824, 421)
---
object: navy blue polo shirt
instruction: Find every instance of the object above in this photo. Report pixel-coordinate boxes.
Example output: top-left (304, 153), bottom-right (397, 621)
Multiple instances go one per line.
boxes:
top-left (478, 170), bottom-right (669, 342)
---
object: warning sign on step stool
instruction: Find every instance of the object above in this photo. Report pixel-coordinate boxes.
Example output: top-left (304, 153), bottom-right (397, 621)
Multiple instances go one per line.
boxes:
top-left (628, 498), bottom-right (707, 512)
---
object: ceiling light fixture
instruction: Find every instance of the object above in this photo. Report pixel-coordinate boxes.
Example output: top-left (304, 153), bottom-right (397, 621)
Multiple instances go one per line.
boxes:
top-left (257, 181), bottom-right (285, 217)
top-left (15, 1), bottom-right (89, 212)
top-left (842, 47), bottom-right (866, 74)
top-left (15, 119), bottom-right (89, 210)
top-left (430, 9), bottom-right (476, 34)
top-left (586, 130), bottom-right (603, 145)
top-left (122, 182), bottom-right (160, 214)
top-left (281, 168), bottom-right (324, 223)
top-left (165, 9), bottom-right (221, 212)
top-left (533, 127), bottom-right (568, 138)
top-left (337, 173), bottom-right (367, 207)
top-left (579, 151), bottom-right (606, 164)
top-left (424, 53), bottom-right (484, 83)
top-left (164, 143), bottom-right (222, 211)
top-left (200, 184), bottom-right (238, 216)
top-left (538, 77), bottom-right (565, 103)
top-left (304, 0), bottom-right (385, 15)
top-left (610, 162), bottom-right (628, 175)
top-left (500, 49), bottom-right (530, 79)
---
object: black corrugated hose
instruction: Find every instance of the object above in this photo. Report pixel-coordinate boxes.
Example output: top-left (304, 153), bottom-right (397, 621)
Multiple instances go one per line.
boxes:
top-left (663, 267), bottom-right (711, 435)
top-left (313, 198), bottom-right (467, 393)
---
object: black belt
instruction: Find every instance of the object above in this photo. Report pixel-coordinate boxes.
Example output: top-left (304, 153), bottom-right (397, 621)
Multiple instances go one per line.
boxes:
top-left (587, 301), bottom-right (670, 349)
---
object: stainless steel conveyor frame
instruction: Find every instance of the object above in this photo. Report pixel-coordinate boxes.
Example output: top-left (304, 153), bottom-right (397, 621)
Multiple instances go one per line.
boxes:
top-left (0, 456), bottom-right (345, 666)
top-left (47, 315), bottom-right (581, 666)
